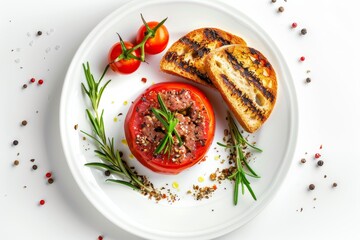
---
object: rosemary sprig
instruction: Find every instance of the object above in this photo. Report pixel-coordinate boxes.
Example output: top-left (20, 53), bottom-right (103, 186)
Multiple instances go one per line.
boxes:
top-left (217, 112), bottom-right (262, 205)
top-left (81, 62), bottom-right (152, 192)
top-left (151, 94), bottom-right (183, 157)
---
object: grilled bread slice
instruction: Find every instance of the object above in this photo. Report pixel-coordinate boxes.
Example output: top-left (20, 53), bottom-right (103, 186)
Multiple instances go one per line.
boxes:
top-left (205, 45), bottom-right (277, 133)
top-left (160, 28), bottom-right (246, 87)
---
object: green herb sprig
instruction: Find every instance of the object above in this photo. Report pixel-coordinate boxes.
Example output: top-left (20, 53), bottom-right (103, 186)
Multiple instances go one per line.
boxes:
top-left (217, 112), bottom-right (262, 205)
top-left (151, 94), bottom-right (183, 157)
top-left (81, 62), bottom-right (153, 192)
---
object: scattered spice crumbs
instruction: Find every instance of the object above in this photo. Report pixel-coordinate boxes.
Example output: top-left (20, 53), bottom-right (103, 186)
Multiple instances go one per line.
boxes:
top-left (191, 184), bottom-right (217, 200)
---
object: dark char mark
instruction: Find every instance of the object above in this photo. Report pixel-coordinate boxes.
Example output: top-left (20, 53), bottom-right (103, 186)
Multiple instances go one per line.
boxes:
top-left (220, 74), bottom-right (265, 120)
top-left (204, 28), bottom-right (231, 45)
top-left (179, 37), bottom-right (210, 58)
top-left (225, 50), bottom-right (275, 102)
top-left (164, 52), bottom-right (213, 84)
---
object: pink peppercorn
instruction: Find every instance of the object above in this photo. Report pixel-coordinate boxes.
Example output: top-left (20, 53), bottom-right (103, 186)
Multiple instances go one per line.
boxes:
top-left (45, 172), bottom-right (52, 178)
top-left (315, 153), bottom-right (321, 159)
top-left (38, 79), bottom-right (44, 85)
top-left (39, 199), bottom-right (45, 205)
top-left (291, 22), bottom-right (298, 28)
top-left (300, 56), bottom-right (305, 61)
top-left (30, 78), bottom-right (36, 83)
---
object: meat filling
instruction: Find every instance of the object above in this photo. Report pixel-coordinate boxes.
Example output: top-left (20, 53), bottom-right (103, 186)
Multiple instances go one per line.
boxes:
top-left (135, 89), bottom-right (207, 163)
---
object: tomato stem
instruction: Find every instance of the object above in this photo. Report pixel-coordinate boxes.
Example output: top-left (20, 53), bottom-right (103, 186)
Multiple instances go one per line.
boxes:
top-left (116, 14), bottom-right (167, 62)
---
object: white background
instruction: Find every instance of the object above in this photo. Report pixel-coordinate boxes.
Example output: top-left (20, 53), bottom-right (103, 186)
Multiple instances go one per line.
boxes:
top-left (1, 0), bottom-right (359, 239)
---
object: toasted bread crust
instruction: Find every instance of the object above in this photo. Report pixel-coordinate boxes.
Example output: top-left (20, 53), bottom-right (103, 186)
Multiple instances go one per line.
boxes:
top-left (205, 45), bottom-right (277, 133)
top-left (160, 28), bottom-right (246, 87)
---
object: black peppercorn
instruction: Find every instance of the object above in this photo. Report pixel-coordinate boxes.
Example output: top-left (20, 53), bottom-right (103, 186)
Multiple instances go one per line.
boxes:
top-left (13, 140), bottom-right (19, 146)
top-left (22, 120), bottom-right (28, 126)
top-left (332, 182), bottom-right (338, 188)
top-left (301, 28), bottom-right (307, 35)
top-left (104, 170), bottom-right (111, 176)
top-left (32, 164), bottom-right (38, 170)
top-left (309, 184), bottom-right (315, 190)
top-left (23, 84), bottom-right (27, 89)
top-left (317, 160), bottom-right (324, 166)
top-left (301, 158), bottom-right (306, 163)
top-left (37, 31), bottom-right (42, 36)
top-left (271, 0), bottom-right (277, 2)
top-left (306, 77), bottom-right (311, 83)
top-left (278, 6), bottom-right (284, 12)
top-left (48, 178), bottom-right (54, 184)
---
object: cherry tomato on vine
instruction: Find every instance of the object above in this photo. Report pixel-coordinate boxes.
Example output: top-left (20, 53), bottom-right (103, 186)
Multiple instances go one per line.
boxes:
top-left (136, 21), bottom-right (169, 55)
top-left (108, 41), bottom-right (141, 74)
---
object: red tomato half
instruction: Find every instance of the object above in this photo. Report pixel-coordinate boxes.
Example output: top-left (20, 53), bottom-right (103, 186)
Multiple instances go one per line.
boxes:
top-left (108, 41), bottom-right (141, 74)
top-left (125, 82), bottom-right (215, 174)
top-left (136, 21), bottom-right (169, 55)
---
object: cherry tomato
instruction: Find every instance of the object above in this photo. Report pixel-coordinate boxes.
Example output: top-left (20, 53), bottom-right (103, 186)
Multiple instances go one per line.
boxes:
top-left (136, 21), bottom-right (169, 55)
top-left (125, 82), bottom-right (215, 174)
top-left (108, 41), bottom-right (141, 74)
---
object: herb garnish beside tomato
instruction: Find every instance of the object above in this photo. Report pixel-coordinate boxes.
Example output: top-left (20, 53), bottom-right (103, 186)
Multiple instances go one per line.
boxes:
top-left (125, 82), bottom-right (215, 174)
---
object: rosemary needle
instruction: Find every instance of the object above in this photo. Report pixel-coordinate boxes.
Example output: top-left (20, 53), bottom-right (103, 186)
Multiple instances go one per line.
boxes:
top-left (151, 93), bottom-right (182, 157)
top-left (81, 62), bottom-right (154, 193)
top-left (217, 112), bottom-right (262, 205)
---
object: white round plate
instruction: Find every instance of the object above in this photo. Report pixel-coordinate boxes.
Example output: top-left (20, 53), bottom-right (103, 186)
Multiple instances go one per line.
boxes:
top-left (60, 0), bottom-right (298, 239)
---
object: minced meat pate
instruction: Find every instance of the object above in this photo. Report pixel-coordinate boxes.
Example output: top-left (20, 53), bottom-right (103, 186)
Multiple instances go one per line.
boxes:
top-left (135, 89), bottom-right (207, 163)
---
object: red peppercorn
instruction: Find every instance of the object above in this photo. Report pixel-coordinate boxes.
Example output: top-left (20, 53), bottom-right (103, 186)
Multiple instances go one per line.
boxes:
top-left (291, 22), bottom-right (298, 28)
top-left (38, 79), bottom-right (44, 85)
top-left (45, 172), bottom-right (52, 178)
top-left (315, 153), bottom-right (321, 159)
top-left (30, 78), bottom-right (35, 83)
top-left (300, 56), bottom-right (305, 61)
top-left (39, 199), bottom-right (45, 205)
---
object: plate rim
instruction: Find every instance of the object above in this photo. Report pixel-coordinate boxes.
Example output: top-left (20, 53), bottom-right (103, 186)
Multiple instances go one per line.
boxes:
top-left (59, 0), bottom-right (299, 239)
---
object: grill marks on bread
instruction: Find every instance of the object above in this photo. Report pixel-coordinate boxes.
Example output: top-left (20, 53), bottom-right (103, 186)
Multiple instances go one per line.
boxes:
top-left (204, 28), bottom-right (231, 45)
top-left (205, 45), bottom-right (277, 133)
top-left (224, 50), bottom-right (275, 102)
top-left (220, 74), bottom-right (265, 121)
top-left (164, 51), bottom-right (213, 84)
top-left (160, 28), bottom-right (247, 87)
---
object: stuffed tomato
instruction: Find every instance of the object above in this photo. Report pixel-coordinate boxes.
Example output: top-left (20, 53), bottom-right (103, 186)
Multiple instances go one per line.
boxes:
top-left (125, 82), bottom-right (215, 174)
